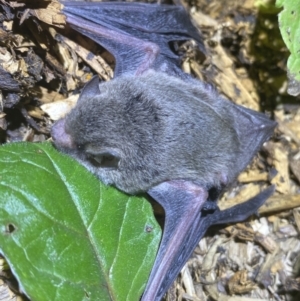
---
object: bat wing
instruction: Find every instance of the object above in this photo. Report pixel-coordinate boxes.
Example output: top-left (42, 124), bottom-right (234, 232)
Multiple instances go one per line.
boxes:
top-left (62, 1), bottom-right (203, 77)
top-left (142, 183), bottom-right (274, 301)
top-left (228, 103), bottom-right (277, 179)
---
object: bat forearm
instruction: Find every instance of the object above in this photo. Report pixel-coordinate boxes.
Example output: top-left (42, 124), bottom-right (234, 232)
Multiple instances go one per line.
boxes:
top-left (142, 181), bottom-right (208, 301)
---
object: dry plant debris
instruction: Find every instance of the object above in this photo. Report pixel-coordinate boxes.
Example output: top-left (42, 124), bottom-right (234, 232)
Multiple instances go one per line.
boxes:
top-left (0, 0), bottom-right (299, 300)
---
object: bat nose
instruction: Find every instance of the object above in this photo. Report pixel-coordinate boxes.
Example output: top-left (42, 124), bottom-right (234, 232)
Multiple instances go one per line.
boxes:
top-left (51, 119), bottom-right (75, 149)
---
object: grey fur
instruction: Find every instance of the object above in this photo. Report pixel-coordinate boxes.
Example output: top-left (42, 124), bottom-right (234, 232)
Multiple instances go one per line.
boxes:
top-left (52, 70), bottom-right (275, 194)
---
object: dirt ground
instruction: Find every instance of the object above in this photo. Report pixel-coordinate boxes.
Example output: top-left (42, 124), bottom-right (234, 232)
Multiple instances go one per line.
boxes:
top-left (0, 0), bottom-right (300, 300)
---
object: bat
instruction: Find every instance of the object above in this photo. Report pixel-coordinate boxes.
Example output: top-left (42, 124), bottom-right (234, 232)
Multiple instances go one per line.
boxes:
top-left (51, 2), bottom-right (277, 300)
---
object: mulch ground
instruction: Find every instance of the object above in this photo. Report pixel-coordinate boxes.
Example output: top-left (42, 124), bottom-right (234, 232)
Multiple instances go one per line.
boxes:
top-left (0, 1), bottom-right (300, 300)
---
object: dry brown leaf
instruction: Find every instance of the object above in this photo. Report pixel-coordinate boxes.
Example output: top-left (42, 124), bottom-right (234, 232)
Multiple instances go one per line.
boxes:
top-left (238, 170), bottom-right (269, 183)
top-left (30, 1), bottom-right (65, 27)
top-left (181, 265), bottom-right (197, 299)
top-left (269, 143), bottom-right (290, 194)
top-left (293, 208), bottom-right (300, 233)
top-left (223, 223), bottom-right (255, 241)
top-left (219, 183), bottom-right (261, 210)
top-left (254, 233), bottom-right (278, 254)
top-left (61, 35), bottom-right (113, 81)
top-left (210, 44), bottom-right (259, 110)
top-left (290, 152), bottom-right (300, 183)
top-left (30, 86), bottom-right (64, 104)
top-left (40, 94), bottom-right (78, 120)
top-left (256, 252), bottom-right (283, 288)
top-left (26, 105), bottom-right (45, 120)
top-left (227, 270), bottom-right (256, 295)
top-left (260, 193), bottom-right (300, 214)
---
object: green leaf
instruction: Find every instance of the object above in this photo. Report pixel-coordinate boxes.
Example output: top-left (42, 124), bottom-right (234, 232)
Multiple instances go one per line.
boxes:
top-left (0, 142), bottom-right (161, 301)
top-left (276, 0), bottom-right (300, 95)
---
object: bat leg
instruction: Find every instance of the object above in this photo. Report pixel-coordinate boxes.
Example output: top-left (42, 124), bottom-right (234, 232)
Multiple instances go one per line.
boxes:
top-left (142, 180), bottom-right (208, 301)
top-left (206, 185), bottom-right (275, 226)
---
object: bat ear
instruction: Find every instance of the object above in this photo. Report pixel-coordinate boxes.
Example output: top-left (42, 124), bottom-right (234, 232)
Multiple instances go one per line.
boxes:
top-left (85, 147), bottom-right (121, 169)
top-left (77, 76), bottom-right (100, 104)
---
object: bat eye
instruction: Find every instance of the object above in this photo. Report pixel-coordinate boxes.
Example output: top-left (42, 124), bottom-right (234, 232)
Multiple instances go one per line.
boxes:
top-left (88, 154), bottom-right (120, 169)
top-left (86, 148), bottom-right (121, 169)
top-left (87, 155), bottom-right (102, 165)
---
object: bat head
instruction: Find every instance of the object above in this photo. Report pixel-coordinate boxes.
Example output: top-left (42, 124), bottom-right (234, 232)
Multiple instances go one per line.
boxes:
top-left (51, 75), bottom-right (167, 194)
